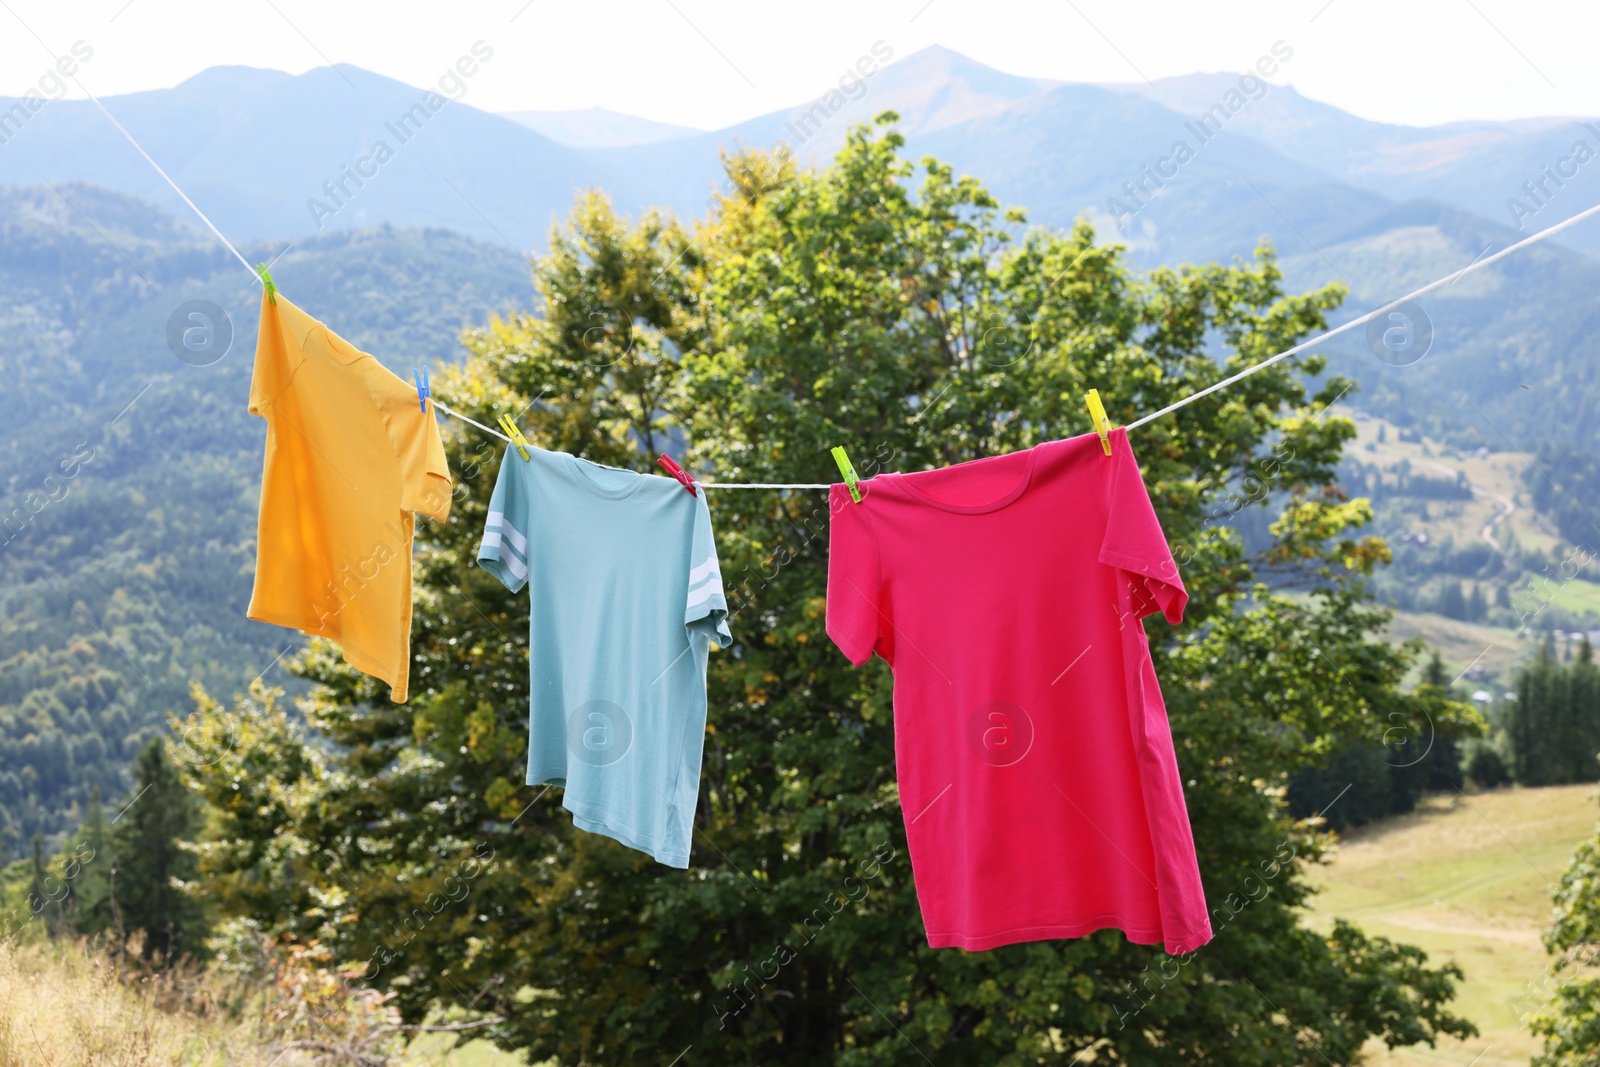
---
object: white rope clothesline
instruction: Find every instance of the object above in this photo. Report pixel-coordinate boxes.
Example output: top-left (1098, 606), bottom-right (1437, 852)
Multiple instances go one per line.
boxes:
top-left (431, 401), bottom-right (508, 442)
top-left (1126, 197), bottom-right (1600, 430)
top-left (63, 62), bottom-right (1600, 488)
top-left (68, 69), bottom-right (260, 283)
top-left (432, 400), bottom-right (829, 488)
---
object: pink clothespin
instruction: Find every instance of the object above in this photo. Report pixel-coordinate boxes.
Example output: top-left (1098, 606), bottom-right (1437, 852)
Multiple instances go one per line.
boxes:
top-left (657, 454), bottom-right (698, 496)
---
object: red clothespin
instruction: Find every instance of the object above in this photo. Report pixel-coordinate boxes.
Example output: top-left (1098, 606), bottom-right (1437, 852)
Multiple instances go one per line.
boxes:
top-left (657, 453), bottom-right (698, 496)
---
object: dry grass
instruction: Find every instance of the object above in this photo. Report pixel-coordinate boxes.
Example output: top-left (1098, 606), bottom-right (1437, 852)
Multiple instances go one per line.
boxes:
top-left (0, 935), bottom-right (525, 1067)
top-left (0, 937), bottom-right (264, 1066)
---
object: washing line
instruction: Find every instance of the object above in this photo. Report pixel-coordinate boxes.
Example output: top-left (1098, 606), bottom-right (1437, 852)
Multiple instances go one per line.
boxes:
top-left (62, 66), bottom-right (1600, 488)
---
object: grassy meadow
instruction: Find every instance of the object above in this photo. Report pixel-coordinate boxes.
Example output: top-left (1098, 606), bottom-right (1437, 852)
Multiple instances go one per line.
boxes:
top-left (1304, 783), bottom-right (1600, 1066)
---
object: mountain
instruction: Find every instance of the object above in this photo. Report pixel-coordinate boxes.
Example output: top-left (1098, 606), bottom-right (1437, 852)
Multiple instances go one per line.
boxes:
top-left (1273, 199), bottom-right (1600, 448)
top-left (0, 64), bottom-right (610, 252)
top-left (10, 46), bottom-right (1600, 264)
top-left (499, 107), bottom-right (702, 148)
top-left (1118, 72), bottom-right (1600, 259)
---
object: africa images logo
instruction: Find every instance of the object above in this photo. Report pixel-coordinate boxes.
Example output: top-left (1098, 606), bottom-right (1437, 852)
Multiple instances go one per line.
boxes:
top-left (566, 699), bottom-right (633, 767)
top-left (965, 699), bottom-right (1034, 767)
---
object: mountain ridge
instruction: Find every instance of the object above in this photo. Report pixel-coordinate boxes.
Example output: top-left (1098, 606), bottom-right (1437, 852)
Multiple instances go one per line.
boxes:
top-left (11, 45), bottom-right (1600, 253)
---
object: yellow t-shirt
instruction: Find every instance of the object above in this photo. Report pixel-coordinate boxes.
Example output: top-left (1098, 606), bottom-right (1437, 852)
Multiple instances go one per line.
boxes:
top-left (246, 290), bottom-right (452, 702)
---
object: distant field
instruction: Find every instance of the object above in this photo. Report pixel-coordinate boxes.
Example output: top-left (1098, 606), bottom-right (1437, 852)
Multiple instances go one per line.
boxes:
top-left (1545, 576), bottom-right (1600, 620)
top-left (1383, 609), bottom-right (1527, 688)
top-left (1342, 413), bottom-right (1556, 557)
top-left (1303, 783), bottom-right (1600, 1066)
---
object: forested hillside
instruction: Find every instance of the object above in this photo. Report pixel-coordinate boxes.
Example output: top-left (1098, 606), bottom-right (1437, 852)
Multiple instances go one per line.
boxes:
top-left (0, 184), bottom-right (529, 856)
top-left (1530, 444), bottom-right (1600, 547)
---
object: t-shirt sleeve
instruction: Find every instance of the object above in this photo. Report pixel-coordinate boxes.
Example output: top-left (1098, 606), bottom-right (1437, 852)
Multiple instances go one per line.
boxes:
top-left (396, 403), bottom-right (453, 522)
top-left (825, 484), bottom-right (882, 666)
top-left (685, 494), bottom-right (732, 647)
top-left (1099, 429), bottom-right (1187, 626)
top-left (476, 448), bottom-right (531, 593)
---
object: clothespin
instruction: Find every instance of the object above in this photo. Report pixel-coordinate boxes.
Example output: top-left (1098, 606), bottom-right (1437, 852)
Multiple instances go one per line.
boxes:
top-left (412, 367), bottom-right (430, 413)
top-left (256, 263), bottom-right (277, 306)
top-left (1084, 389), bottom-right (1112, 456)
top-left (496, 415), bottom-right (531, 461)
top-left (656, 453), bottom-right (698, 496)
top-left (831, 446), bottom-right (862, 503)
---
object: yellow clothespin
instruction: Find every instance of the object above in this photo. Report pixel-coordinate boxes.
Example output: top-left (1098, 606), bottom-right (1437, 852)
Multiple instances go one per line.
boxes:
top-left (497, 415), bottom-right (531, 461)
top-left (831, 446), bottom-right (862, 503)
top-left (1084, 389), bottom-right (1112, 455)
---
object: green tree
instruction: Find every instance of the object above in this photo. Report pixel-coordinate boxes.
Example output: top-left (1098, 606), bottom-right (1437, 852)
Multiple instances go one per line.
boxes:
top-left (1532, 803), bottom-right (1600, 1065)
top-left (1438, 580), bottom-right (1466, 620)
top-left (110, 738), bottom-right (206, 962)
top-left (1510, 636), bottom-right (1600, 786)
top-left (1287, 651), bottom-right (1469, 828)
top-left (26, 832), bottom-right (58, 934)
top-left (68, 786), bottom-right (114, 937)
top-left (1421, 651), bottom-right (1466, 792)
top-left (179, 117), bottom-right (1478, 1064)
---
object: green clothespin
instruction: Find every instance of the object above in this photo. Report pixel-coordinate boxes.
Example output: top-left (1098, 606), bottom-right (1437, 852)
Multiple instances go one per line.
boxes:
top-left (831, 446), bottom-right (861, 503)
top-left (256, 263), bottom-right (277, 306)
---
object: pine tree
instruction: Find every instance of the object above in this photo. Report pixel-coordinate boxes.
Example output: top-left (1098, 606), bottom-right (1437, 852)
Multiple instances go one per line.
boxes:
top-left (1422, 652), bottom-right (1465, 791)
top-left (1467, 583), bottom-right (1486, 622)
top-left (1516, 640), bottom-right (1557, 784)
top-left (109, 739), bottom-right (207, 963)
top-left (1568, 636), bottom-right (1599, 781)
top-left (69, 786), bottom-right (114, 937)
top-left (1530, 639), bottom-right (1600, 1060)
top-left (1508, 637), bottom-right (1600, 785)
top-left (27, 832), bottom-right (57, 935)
top-left (1438, 580), bottom-right (1466, 620)
top-left (1513, 650), bottom-right (1537, 782)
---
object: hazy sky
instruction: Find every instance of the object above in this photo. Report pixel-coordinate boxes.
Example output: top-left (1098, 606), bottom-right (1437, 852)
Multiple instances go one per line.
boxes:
top-left (1, 0), bottom-right (1593, 129)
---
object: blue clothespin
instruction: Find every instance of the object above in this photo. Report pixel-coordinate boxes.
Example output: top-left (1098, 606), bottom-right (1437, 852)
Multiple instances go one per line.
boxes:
top-left (412, 367), bottom-right (430, 412)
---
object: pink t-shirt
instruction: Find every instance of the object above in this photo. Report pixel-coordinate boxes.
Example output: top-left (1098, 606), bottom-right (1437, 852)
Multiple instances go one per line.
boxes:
top-left (826, 428), bottom-right (1212, 954)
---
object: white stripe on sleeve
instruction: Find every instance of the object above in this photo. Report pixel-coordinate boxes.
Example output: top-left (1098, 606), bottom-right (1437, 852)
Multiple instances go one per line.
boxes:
top-left (686, 578), bottom-right (724, 608)
top-left (502, 522), bottom-right (528, 556)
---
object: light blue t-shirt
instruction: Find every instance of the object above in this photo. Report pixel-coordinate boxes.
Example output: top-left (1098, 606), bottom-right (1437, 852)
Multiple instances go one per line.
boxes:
top-left (476, 444), bottom-right (731, 868)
